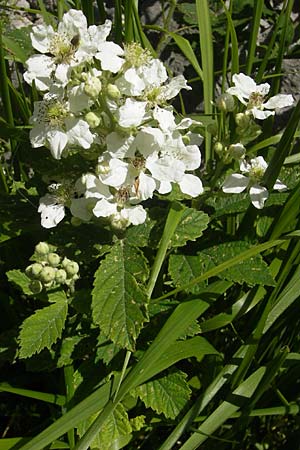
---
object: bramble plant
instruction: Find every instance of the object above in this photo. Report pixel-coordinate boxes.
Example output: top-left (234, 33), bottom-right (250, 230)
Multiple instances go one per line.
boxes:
top-left (1, 1), bottom-right (300, 450)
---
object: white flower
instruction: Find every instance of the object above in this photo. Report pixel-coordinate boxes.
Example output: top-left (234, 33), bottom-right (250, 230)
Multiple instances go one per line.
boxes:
top-left (222, 156), bottom-right (286, 209)
top-left (30, 92), bottom-right (94, 159)
top-left (227, 73), bottom-right (294, 120)
top-left (95, 41), bottom-right (124, 73)
top-left (38, 193), bottom-right (65, 228)
top-left (116, 99), bottom-right (148, 128)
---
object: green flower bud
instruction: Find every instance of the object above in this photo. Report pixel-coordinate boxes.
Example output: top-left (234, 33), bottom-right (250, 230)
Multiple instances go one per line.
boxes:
top-left (40, 266), bottom-right (56, 283)
top-left (55, 269), bottom-right (67, 284)
top-left (216, 93), bottom-right (235, 112)
top-left (235, 112), bottom-right (250, 128)
top-left (228, 143), bottom-right (246, 160)
top-left (25, 263), bottom-right (43, 279)
top-left (85, 112), bottom-right (101, 128)
top-left (62, 257), bottom-right (72, 269)
top-left (106, 83), bottom-right (121, 100)
top-left (214, 142), bottom-right (224, 155)
top-left (84, 76), bottom-right (102, 98)
top-left (65, 261), bottom-right (79, 277)
top-left (35, 242), bottom-right (49, 256)
top-left (47, 252), bottom-right (61, 267)
top-left (182, 135), bottom-right (190, 145)
top-left (29, 280), bottom-right (43, 294)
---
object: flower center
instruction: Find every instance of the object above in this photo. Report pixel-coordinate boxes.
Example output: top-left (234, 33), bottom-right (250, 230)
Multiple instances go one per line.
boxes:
top-left (249, 164), bottom-right (265, 181)
top-left (116, 186), bottom-right (130, 205)
top-left (124, 42), bottom-right (152, 68)
top-left (248, 92), bottom-right (265, 110)
top-left (46, 101), bottom-right (68, 127)
top-left (49, 33), bottom-right (78, 64)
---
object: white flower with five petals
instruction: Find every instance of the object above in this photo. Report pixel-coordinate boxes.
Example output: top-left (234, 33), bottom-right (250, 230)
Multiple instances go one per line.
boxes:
top-left (222, 156), bottom-right (286, 209)
top-left (227, 73), bottom-right (294, 120)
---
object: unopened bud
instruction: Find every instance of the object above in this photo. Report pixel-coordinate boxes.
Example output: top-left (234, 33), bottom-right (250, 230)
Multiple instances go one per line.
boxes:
top-left (84, 76), bottom-right (102, 98)
top-left (35, 242), bottom-right (49, 256)
top-left (214, 142), bottom-right (224, 155)
top-left (26, 263), bottom-right (43, 279)
top-left (106, 83), bottom-right (121, 100)
top-left (85, 112), bottom-right (101, 128)
top-left (216, 93), bottom-right (235, 112)
top-left (71, 217), bottom-right (82, 227)
top-left (47, 253), bottom-right (60, 267)
top-left (228, 143), bottom-right (246, 159)
top-left (40, 266), bottom-right (56, 283)
top-left (235, 113), bottom-right (250, 128)
top-left (55, 269), bottom-right (67, 284)
top-left (29, 280), bottom-right (43, 294)
top-left (65, 261), bottom-right (79, 277)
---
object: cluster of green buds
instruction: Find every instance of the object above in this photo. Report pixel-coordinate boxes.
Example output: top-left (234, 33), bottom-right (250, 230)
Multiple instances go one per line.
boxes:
top-left (25, 242), bottom-right (79, 294)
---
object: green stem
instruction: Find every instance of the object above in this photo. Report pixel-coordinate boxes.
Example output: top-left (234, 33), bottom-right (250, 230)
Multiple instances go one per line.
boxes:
top-left (64, 366), bottom-right (75, 449)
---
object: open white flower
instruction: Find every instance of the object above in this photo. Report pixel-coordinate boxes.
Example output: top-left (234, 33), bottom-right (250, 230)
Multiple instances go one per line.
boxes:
top-left (222, 156), bottom-right (286, 209)
top-left (227, 73), bottom-right (294, 120)
top-left (30, 92), bottom-right (94, 159)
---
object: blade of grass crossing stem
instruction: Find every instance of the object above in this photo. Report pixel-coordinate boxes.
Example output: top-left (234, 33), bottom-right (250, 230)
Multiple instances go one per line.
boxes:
top-left (17, 380), bottom-right (114, 450)
top-left (196, 0), bottom-right (214, 162)
top-left (124, 0), bottom-right (135, 42)
top-left (168, 31), bottom-right (203, 81)
top-left (146, 201), bottom-right (184, 298)
top-left (263, 99), bottom-right (300, 190)
top-left (180, 367), bottom-right (266, 450)
top-left (272, 0), bottom-right (294, 96)
top-left (114, 0), bottom-right (123, 44)
top-left (81, 0), bottom-right (95, 25)
top-left (158, 346), bottom-right (247, 450)
top-left (73, 299), bottom-right (212, 450)
top-left (96, 1), bottom-right (106, 23)
top-left (269, 180), bottom-right (300, 240)
top-left (154, 238), bottom-right (285, 301)
top-left (36, 0), bottom-right (55, 25)
top-left (131, 1), bottom-right (156, 54)
top-left (221, 0), bottom-right (239, 87)
top-left (0, 383), bottom-right (65, 406)
top-left (245, 0), bottom-right (263, 75)
top-left (256, 4), bottom-right (287, 82)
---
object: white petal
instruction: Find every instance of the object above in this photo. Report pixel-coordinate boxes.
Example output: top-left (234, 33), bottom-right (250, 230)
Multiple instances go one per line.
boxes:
top-left (65, 118), bottom-right (94, 149)
top-left (30, 124), bottom-right (47, 148)
top-left (251, 107), bottom-right (274, 120)
top-left (160, 74), bottom-right (191, 100)
top-left (117, 99), bottom-right (147, 128)
top-left (146, 155), bottom-right (185, 183)
top-left (70, 197), bottom-right (93, 221)
top-left (93, 198), bottom-right (117, 217)
top-left (55, 64), bottom-right (70, 86)
top-left (38, 194), bottom-right (65, 228)
top-left (263, 94), bottom-right (294, 110)
top-left (158, 180), bottom-right (172, 194)
top-left (30, 24), bottom-right (54, 53)
top-left (47, 130), bottom-right (68, 159)
top-left (273, 179), bottom-right (287, 192)
top-left (222, 173), bottom-right (249, 193)
top-left (23, 55), bottom-right (54, 90)
top-left (106, 132), bottom-right (135, 158)
top-left (153, 106), bottom-right (176, 131)
top-left (99, 158), bottom-right (128, 187)
top-left (58, 9), bottom-right (87, 37)
top-left (121, 205), bottom-right (147, 225)
top-left (179, 174), bottom-right (203, 197)
top-left (96, 41), bottom-right (124, 72)
top-left (249, 185), bottom-right (268, 209)
top-left (137, 172), bottom-right (156, 200)
top-left (68, 84), bottom-right (90, 113)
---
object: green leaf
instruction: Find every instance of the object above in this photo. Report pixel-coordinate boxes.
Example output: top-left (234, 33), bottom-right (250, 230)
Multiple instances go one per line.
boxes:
top-left (77, 403), bottom-right (132, 450)
top-left (19, 294), bottom-right (68, 358)
top-left (57, 336), bottom-right (83, 368)
top-left (92, 241), bottom-right (149, 351)
top-left (197, 241), bottom-right (275, 286)
top-left (168, 254), bottom-right (206, 293)
top-left (134, 371), bottom-right (191, 419)
top-left (2, 27), bottom-right (32, 63)
top-left (96, 332), bottom-right (121, 365)
top-left (170, 208), bottom-right (209, 248)
top-left (125, 216), bottom-right (156, 247)
top-left (6, 270), bottom-right (32, 295)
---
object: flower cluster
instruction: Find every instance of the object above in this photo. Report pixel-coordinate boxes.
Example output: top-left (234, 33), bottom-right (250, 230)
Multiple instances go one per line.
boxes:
top-left (24, 9), bottom-right (204, 229)
top-left (25, 242), bottom-right (80, 293)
